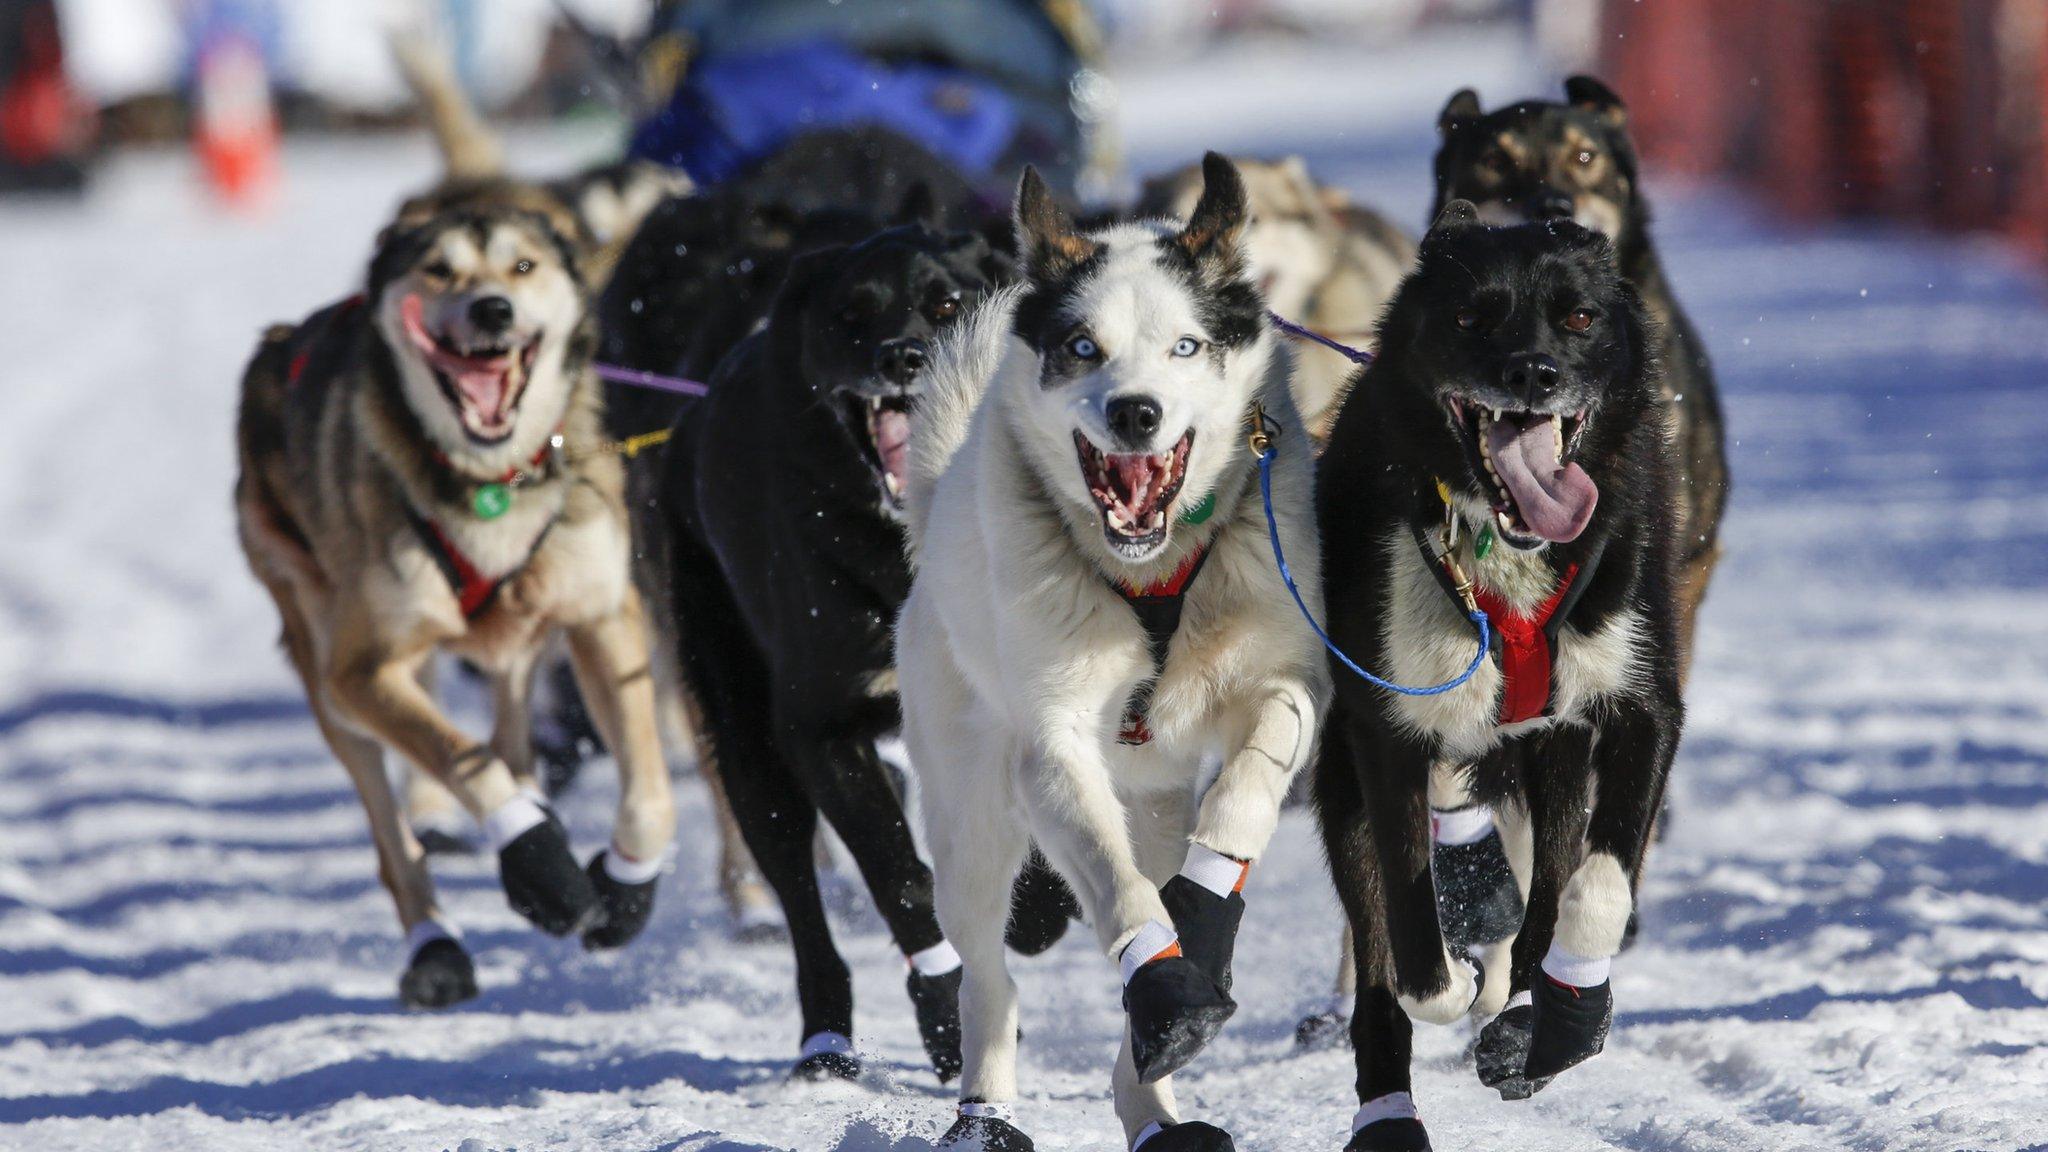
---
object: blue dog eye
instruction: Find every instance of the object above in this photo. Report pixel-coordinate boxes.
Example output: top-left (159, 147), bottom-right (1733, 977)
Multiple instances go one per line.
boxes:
top-left (1172, 337), bottom-right (1201, 357)
top-left (1068, 335), bottom-right (1099, 359)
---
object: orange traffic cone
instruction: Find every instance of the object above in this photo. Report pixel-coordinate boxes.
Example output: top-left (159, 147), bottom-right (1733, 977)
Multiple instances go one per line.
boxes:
top-left (193, 30), bottom-right (277, 209)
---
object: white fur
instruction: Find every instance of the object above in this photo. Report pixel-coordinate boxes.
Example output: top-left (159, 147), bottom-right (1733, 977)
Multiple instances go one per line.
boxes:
top-left (1379, 514), bottom-right (1649, 764)
top-left (1397, 949), bottom-right (1479, 1025)
top-left (899, 224), bottom-right (1327, 1143)
top-left (1553, 850), bottom-right (1632, 960)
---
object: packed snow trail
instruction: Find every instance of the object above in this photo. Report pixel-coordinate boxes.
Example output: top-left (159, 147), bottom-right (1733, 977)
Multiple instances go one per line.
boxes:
top-left (4, 31), bottom-right (2047, 1152)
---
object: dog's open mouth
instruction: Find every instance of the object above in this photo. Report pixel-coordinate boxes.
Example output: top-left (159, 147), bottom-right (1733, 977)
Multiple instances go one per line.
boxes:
top-left (1446, 397), bottom-right (1597, 548)
top-left (401, 295), bottom-right (538, 445)
top-left (846, 392), bottom-right (915, 509)
top-left (1075, 429), bottom-right (1194, 557)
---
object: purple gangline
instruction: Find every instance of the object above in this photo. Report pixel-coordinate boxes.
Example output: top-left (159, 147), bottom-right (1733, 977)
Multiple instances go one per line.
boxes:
top-left (596, 316), bottom-right (1360, 395)
top-left (592, 362), bottom-right (712, 396)
top-left (1266, 311), bottom-right (1375, 366)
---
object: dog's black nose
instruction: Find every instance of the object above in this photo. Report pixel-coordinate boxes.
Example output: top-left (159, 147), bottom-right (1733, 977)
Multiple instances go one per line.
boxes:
top-left (1503, 353), bottom-right (1562, 402)
top-left (1533, 190), bottom-right (1576, 221)
top-left (1105, 395), bottom-right (1164, 447)
top-left (469, 296), bottom-right (516, 333)
top-left (874, 338), bottom-right (929, 387)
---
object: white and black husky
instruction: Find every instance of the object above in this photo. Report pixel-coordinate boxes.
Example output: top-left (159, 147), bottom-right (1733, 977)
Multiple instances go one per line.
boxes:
top-left (896, 155), bottom-right (1328, 1152)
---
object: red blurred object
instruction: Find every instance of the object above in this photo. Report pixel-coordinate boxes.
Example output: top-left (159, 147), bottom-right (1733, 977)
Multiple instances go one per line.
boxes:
top-left (0, 0), bottom-right (92, 191)
top-left (193, 28), bottom-right (278, 209)
top-left (1597, 0), bottom-right (2044, 257)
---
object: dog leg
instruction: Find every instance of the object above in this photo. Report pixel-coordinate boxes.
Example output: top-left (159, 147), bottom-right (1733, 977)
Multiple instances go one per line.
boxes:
top-left (1476, 726), bottom-right (1593, 1099)
top-left (1022, 733), bottom-right (1231, 1085)
top-left (923, 740), bottom-right (1029, 1124)
top-left (1516, 697), bottom-right (1677, 1083)
top-left (327, 637), bottom-right (596, 938)
top-left (273, 602), bottom-right (474, 1008)
top-left (1313, 722), bottom-right (1425, 1152)
top-left (488, 649), bottom-right (541, 794)
top-left (566, 591), bottom-right (676, 950)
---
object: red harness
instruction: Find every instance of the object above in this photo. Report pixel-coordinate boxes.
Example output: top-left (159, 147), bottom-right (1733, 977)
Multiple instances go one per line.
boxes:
top-left (1108, 546), bottom-right (1210, 745)
top-left (1471, 564), bottom-right (1581, 725)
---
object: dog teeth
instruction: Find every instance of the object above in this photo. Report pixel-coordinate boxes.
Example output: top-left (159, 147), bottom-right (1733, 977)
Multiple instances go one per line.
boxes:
top-left (1108, 508), bottom-right (1128, 531)
top-left (1149, 509), bottom-right (1165, 531)
top-left (884, 473), bottom-right (902, 498)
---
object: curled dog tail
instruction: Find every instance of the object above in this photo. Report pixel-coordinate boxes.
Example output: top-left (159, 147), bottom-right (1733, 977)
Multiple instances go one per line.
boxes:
top-left (389, 25), bottom-right (505, 182)
top-left (903, 283), bottom-right (1024, 548)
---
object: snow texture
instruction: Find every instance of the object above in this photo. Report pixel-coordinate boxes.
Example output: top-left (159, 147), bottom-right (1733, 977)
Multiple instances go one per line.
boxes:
top-left (4, 28), bottom-right (2047, 1152)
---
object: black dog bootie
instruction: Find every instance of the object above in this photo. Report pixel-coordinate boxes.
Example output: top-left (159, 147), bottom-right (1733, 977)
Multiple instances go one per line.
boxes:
top-left (1136, 1120), bottom-right (1236, 1151)
top-left (939, 1104), bottom-right (1033, 1151)
top-left (581, 850), bottom-right (658, 950)
top-left (399, 936), bottom-right (477, 1009)
top-left (1123, 933), bottom-right (1236, 1083)
top-left (1432, 828), bottom-right (1522, 946)
top-left (907, 965), bottom-right (965, 1082)
top-left (495, 806), bottom-right (599, 937)
top-left (1525, 974), bottom-right (1612, 1079)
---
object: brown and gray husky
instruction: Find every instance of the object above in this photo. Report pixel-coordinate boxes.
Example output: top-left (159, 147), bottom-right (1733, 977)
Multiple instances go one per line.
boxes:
top-left (234, 191), bottom-right (674, 1009)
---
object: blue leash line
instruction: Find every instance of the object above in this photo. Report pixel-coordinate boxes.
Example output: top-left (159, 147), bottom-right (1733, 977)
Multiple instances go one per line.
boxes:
top-left (1253, 437), bottom-right (1491, 698)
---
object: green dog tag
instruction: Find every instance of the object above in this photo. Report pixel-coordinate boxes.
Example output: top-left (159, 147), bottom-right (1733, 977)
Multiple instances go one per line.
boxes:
top-left (1179, 491), bottom-right (1216, 527)
top-left (472, 483), bottom-right (512, 520)
top-left (1474, 522), bottom-right (1495, 560)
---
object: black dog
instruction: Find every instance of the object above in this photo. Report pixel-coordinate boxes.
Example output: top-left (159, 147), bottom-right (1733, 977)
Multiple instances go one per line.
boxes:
top-left (1313, 204), bottom-right (1684, 1150)
top-left (661, 220), bottom-right (1070, 1083)
top-left (1435, 76), bottom-right (1726, 671)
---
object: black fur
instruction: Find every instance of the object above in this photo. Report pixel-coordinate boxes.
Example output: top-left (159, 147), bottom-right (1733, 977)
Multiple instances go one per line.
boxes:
top-left (659, 222), bottom-right (1060, 1079)
top-left (1312, 213), bottom-right (1684, 1125)
top-left (1432, 77), bottom-right (1727, 647)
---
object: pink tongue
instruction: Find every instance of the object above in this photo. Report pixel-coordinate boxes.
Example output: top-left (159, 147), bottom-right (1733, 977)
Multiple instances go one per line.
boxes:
top-left (873, 409), bottom-right (911, 491)
top-left (1110, 455), bottom-right (1158, 515)
top-left (447, 364), bottom-right (511, 418)
top-left (400, 295), bottom-right (513, 420)
top-left (1485, 415), bottom-right (1598, 542)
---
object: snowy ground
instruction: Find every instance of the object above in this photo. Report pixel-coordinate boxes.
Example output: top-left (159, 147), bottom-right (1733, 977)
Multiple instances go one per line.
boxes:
top-left (5, 29), bottom-right (2048, 1152)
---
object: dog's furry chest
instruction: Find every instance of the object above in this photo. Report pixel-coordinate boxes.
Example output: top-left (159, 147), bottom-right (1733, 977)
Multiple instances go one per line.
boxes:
top-left (1377, 528), bottom-right (1644, 762)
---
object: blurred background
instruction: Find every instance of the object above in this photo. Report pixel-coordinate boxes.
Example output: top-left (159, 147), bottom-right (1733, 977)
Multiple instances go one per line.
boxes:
top-left (12, 0), bottom-right (2048, 249)
top-left (4, 3), bottom-right (2045, 1150)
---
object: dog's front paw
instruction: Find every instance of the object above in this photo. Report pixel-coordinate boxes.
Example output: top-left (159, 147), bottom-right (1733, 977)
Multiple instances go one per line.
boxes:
top-left (398, 937), bottom-right (477, 1009)
top-left (1432, 830), bottom-right (1523, 946)
top-left (938, 1111), bottom-right (1034, 1151)
top-left (1160, 875), bottom-right (1244, 995)
top-left (1124, 954), bottom-right (1237, 1084)
top-left (496, 809), bottom-right (599, 937)
top-left (1293, 1004), bottom-right (1351, 1051)
top-left (790, 1031), bottom-right (861, 1082)
top-left (1136, 1120), bottom-right (1235, 1151)
top-left (581, 850), bottom-right (659, 950)
top-left (1345, 1119), bottom-right (1431, 1152)
top-left (906, 966), bottom-right (965, 1082)
top-left (1475, 1000), bottom-right (1550, 1100)
top-left (1524, 975), bottom-right (1612, 1080)
top-left (1397, 953), bottom-right (1482, 1026)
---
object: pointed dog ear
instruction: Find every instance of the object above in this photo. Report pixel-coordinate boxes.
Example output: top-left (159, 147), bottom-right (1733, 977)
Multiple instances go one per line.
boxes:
top-left (1172, 151), bottom-right (1248, 263)
top-left (1439, 88), bottom-right (1483, 136)
top-left (1564, 75), bottom-right (1628, 127)
top-left (1013, 165), bottom-right (1097, 282)
top-left (1426, 199), bottom-right (1480, 239)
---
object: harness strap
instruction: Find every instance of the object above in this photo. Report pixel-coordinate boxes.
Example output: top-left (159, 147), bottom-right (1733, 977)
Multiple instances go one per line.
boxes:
top-left (1107, 546), bottom-right (1211, 746)
top-left (1409, 506), bottom-right (1609, 726)
top-left (284, 294), bottom-right (367, 391)
top-left (408, 508), bottom-right (554, 620)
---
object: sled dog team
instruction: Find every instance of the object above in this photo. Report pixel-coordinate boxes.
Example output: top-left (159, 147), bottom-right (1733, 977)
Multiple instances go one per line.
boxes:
top-left (235, 73), bottom-right (1724, 1152)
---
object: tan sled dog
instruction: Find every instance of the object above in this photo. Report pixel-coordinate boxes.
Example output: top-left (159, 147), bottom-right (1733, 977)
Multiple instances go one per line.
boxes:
top-left (1139, 155), bottom-right (1413, 443)
top-left (234, 191), bottom-right (674, 1009)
